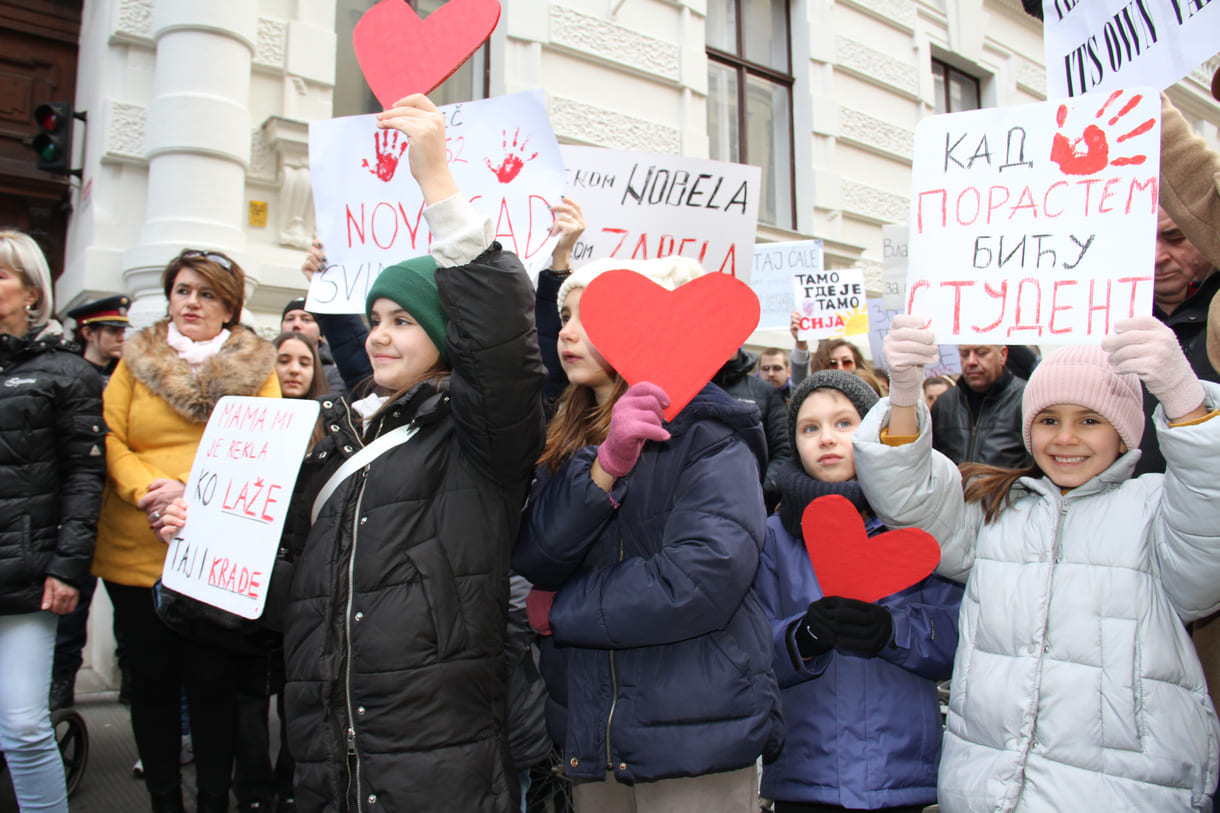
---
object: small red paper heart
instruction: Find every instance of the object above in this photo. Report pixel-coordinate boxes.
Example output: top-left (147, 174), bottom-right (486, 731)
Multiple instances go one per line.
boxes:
top-left (353, 0), bottom-right (501, 107)
top-left (801, 495), bottom-right (940, 603)
top-left (581, 269), bottom-right (760, 420)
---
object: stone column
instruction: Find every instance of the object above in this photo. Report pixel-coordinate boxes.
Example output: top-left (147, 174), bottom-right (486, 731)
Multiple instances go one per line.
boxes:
top-left (122, 1), bottom-right (259, 326)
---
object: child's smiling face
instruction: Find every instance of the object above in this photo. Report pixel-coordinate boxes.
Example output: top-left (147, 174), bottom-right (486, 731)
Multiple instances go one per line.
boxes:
top-left (794, 389), bottom-right (861, 483)
top-left (1029, 403), bottom-right (1126, 489)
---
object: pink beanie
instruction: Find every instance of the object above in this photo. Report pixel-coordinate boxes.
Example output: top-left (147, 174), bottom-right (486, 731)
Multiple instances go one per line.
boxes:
top-left (1021, 345), bottom-right (1144, 454)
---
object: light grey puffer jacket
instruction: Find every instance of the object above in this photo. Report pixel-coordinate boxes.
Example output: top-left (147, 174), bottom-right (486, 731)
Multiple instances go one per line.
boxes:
top-left (853, 384), bottom-right (1220, 813)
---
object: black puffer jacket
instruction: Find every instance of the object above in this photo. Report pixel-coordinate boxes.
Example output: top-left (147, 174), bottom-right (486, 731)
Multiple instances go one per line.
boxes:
top-left (929, 369), bottom-right (1030, 469)
top-left (281, 244), bottom-right (546, 813)
top-left (713, 348), bottom-right (787, 508)
top-left (0, 325), bottom-right (105, 614)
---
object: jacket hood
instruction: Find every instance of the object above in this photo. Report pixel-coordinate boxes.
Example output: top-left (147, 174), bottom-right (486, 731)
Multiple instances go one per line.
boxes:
top-left (713, 348), bottom-right (758, 388)
top-left (668, 382), bottom-right (768, 474)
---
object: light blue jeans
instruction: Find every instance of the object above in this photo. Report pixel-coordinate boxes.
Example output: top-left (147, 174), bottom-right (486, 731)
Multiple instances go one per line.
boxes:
top-left (0, 612), bottom-right (68, 812)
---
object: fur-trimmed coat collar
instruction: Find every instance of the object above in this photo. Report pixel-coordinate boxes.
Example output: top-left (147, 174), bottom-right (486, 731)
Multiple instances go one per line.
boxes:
top-left (124, 320), bottom-right (276, 423)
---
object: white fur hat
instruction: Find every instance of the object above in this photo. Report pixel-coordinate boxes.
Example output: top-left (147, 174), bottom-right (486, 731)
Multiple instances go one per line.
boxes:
top-left (556, 256), bottom-right (707, 314)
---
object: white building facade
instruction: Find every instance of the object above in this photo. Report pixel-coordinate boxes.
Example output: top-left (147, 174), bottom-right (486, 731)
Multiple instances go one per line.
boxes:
top-left (56, 0), bottom-right (1220, 680)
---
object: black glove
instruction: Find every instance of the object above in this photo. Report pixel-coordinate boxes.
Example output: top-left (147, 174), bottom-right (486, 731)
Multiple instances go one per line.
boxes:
top-left (792, 598), bottom-right (837, 660)
top-left (827, 596), bottom-right (893, 655)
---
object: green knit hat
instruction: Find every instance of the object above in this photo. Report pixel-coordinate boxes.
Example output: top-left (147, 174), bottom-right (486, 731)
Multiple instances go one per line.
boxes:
top-left (366, 256), bottom-right (449, 363)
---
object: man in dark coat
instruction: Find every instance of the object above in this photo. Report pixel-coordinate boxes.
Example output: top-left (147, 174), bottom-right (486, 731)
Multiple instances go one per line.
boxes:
top-left (930, 344), bottom-right (1031, 469)
top-left (713, 348), bottom-right (790, 511)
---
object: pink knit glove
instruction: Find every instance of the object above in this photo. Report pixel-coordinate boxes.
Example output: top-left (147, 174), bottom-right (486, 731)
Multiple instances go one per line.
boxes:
top-left (597, 382), bottom-right (672, 478)
top-left (1103, 316), bottom-right (1205, 420)
top-left (884, 315), bottom-right (939, 407)
top-left (526, 588), bottom-right (555, 637)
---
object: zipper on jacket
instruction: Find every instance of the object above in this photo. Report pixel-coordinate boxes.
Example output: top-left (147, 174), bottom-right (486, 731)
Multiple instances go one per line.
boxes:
top-left (605, 535), bottom-right (625, 771)
top-left (344, 476), bottom-right (369, 811)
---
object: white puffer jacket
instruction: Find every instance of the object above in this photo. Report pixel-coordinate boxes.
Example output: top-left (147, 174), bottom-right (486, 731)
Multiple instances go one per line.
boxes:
top-left (854, 384), bottom-right (1220, 813)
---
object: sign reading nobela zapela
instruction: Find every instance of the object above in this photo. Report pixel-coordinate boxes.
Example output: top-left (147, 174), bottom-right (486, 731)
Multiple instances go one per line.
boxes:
top-left (906, 89), bottom-right (1161, 344)
top-left (559, 145), bottom-right (763, 282)
top-left (161, 397), bottom-right (320, 620)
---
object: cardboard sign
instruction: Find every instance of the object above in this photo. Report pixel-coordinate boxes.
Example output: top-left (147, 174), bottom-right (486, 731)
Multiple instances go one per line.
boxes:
top-left (353, 0), bottom-right (501, 106)
top-left (581, 269), bottom-right (760, 420)
top-left (307, 90), bottom-right (565, 313)
top-left (866, 298), bottom-right (962, 378)
top-left (881, 224), bottom-right (909, 311)
top-left (907, 89), bottom-right (1160, 344)
top-left (161, 397), bottom-right (319, 619)
top-left (793, 266), bottom-right (869, 342)
top-left (1043, 0), bottom-right (1220, 99)
top-left (559, 145), bottom-right (762, 281)
top-left (750, 240), bottom-right (823, 331)
top-left (802, 495), bottom-right (941, 604)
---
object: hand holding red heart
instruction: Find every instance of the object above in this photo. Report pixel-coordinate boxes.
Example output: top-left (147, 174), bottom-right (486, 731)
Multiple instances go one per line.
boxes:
top-left (597, 382), bottom-right (672, 479)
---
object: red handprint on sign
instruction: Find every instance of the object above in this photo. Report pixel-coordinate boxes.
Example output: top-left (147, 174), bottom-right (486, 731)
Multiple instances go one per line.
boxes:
top-left (486, 128), bottom-right (538, 183)
top-left (1049, 90), bottom-right (1154, 176)
top-left (361, 130), bottom-right (409, 183)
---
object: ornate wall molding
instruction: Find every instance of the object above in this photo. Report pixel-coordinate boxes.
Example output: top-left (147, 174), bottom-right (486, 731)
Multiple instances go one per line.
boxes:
top-left (550, 5), bottom-right (680, 83)
top-left (248, 127), bottom-right (277, 184)
top-left (255, 18), bottom-right (287, 72)
top-left (114, 0), bottom-right (153, 44)
top-left (839, 107), bottom-right (914, 162)
top-left (550, 95), bottom-right (680, 154)
top-left (840, 0), bottom-right (915, 32)
top-left (1015, 55), bottom-right (1046, 99)
top-left (841, 179), bottom-right (908, 225)
top-left (835, 36), bottom-right (918, 97)
top-left (103, 101), bottom-right (147, 164)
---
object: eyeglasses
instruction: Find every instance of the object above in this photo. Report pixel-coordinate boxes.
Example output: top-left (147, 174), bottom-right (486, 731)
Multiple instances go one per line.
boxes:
top-left (179, 250), bottom-right (234, 271)
top-left (827, 358), bottom-right (856, 370)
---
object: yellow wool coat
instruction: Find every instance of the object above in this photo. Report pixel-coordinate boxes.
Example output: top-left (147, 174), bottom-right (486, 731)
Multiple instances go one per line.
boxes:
top-left (93, 321), bottom-right (279, 587)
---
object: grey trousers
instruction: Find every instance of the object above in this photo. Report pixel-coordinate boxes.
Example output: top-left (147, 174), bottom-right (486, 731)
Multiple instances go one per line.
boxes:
top-left (572, 764), bottom-right (758, 813)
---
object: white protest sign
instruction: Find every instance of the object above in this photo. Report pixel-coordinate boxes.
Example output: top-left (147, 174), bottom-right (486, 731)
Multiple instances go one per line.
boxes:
top-left (793, 265), bottom-right (869, 342)
top-left (749, 240), bottom-right (824, 331)
top-left (881, 224), bottom-right (909, 311)
top-left (559, 145), bottom-right (762, 281)
top-left (1044, 0), bottom-right (1220, 99)
top-left (161, 397), bottom-right (320, 619)
top-left (907, 89), bottom-right (1160, 344)
top-left (867, 298), bottom-right (962, 378)
top-left (307, 90), bottom-right (565, 312)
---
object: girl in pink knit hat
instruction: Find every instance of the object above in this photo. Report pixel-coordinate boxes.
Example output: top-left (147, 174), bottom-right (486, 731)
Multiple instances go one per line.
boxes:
top-left (850, 315), bottom-right (1220, 812)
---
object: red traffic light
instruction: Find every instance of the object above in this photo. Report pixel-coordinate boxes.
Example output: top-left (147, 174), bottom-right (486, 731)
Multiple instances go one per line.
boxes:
top-left (30, 101), bottom-right (76, 176)
top-left (35, 105), bottom-right (59, 131)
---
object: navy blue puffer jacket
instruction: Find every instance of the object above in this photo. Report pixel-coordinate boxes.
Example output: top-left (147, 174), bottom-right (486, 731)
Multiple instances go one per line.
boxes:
top-left (513, 383), bottom-right (784, 784)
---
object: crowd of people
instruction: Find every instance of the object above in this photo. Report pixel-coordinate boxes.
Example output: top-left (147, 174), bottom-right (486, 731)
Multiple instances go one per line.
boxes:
top-left (2, 89), bottom-right (1220, 813)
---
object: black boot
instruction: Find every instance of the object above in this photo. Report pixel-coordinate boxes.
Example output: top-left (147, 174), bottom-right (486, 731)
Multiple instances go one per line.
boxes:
top-left (48, 676), bottom-right (75, 710)
top-left (197, 789), bottom-right (231, 813)
top-left (149, 788), bottom-right (185, 813)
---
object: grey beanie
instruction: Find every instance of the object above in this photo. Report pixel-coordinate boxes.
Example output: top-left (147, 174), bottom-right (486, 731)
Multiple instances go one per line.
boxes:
top-left (787, 369), bottom-right (880, 447)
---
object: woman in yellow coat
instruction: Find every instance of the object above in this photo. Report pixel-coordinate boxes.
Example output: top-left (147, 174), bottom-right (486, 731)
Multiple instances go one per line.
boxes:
top-left (92, 249), bottom-right (278, 813)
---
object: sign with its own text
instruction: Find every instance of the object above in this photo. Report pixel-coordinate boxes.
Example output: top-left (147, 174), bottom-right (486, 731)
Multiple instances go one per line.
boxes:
top-left (793, 265), bottom-right (869, 342)
top-left (161, 397), bottom-right (320, 619)
top-left (1043, 0), bottom-right (1220, 99)
top-left (881, 224), bottom-right (909, 311)
top-left (307, 90), bottom-right (565, 312)
top-left (559, 145), bottom-right (762, 282)
top-left (907, 89), bottom-right (1160, 344)
top-left (867, 298), bottom-right (962, 378)
top-left (749, 240), bottom-right (824, 331)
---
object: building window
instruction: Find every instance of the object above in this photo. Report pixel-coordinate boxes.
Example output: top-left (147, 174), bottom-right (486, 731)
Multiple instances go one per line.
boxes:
top-left (932, 59), bottom-right (981, 115)
top-left (334, 0), bottom-right (488, 118)
top-left (706, 0), bottom-right (795, 229)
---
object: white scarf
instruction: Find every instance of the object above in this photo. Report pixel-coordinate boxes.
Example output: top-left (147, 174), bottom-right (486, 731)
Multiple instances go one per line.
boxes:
top-left (166, 322), bottom-right (231, 374)
top-left (351, 392), bottom-right (390, 434)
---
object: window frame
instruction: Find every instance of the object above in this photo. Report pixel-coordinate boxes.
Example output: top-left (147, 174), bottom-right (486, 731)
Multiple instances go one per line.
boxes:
top-left (931, 58), bottom-right (982, 115)
top-left (706, 0), bottom-right (797, 229)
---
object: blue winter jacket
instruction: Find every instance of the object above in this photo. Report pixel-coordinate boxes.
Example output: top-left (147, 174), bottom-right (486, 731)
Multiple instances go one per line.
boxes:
top-left (755, 512), bottom-right (962, 809)
top-left (513, 383), bottom-right (785, 784)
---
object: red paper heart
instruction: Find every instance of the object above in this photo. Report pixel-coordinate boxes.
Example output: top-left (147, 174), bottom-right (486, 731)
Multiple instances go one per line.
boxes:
top-left (581, 269), bottom-right (760, 421)
top-left (353, 0), bottom-right (502, 107)
top-left (801, 495), bottom-right (940, 603)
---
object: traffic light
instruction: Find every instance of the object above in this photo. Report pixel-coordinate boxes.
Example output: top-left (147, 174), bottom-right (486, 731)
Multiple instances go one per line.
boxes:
top-left (31, 101), bottom-right (75, 175)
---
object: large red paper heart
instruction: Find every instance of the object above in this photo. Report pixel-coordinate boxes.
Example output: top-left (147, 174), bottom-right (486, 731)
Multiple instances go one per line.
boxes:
top-left (581, 269), bottom-right (760, 421)
top-left (353, 0), bottom-right (501, 107)
top-left (802, 495), bottom-right (940, 603)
